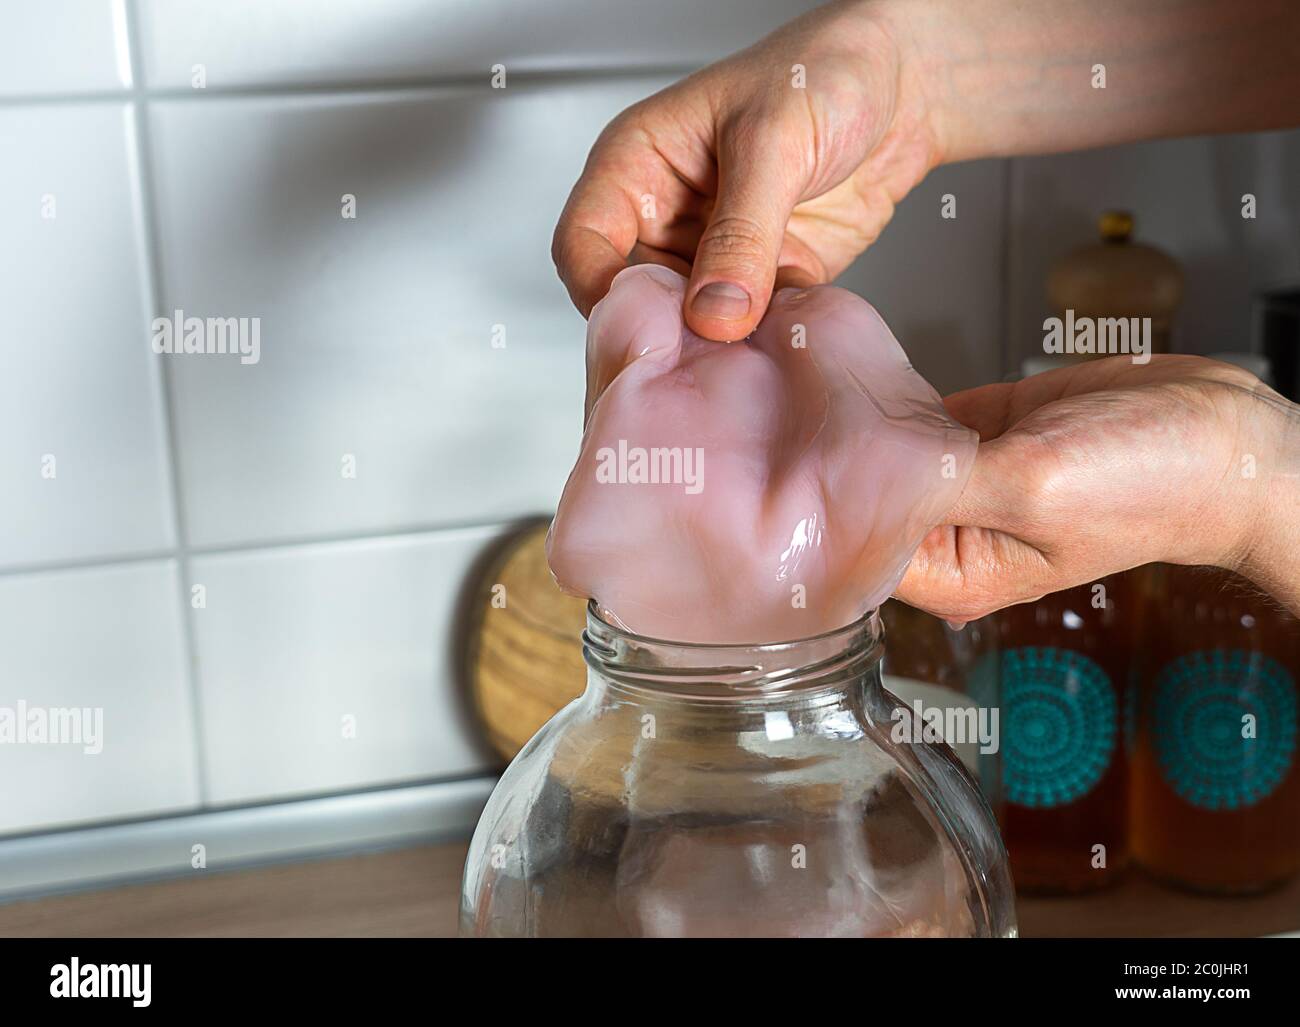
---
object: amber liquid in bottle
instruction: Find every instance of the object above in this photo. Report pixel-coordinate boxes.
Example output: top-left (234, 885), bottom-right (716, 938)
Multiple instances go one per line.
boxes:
top-left (1132, 565), bottom-right (1300, 893)
top-left (996, 578), bottom-right (1131, 893)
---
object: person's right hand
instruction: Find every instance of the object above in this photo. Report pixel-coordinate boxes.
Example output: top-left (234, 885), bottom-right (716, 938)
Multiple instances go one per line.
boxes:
top-left (896, 355), bottom-right (1300, 619)
top-left (552, 0), bottom-right (947, 341)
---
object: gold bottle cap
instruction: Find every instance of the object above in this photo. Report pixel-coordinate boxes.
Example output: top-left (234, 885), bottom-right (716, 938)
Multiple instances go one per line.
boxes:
top-left (1099, 209), bottom-right (1134, 243)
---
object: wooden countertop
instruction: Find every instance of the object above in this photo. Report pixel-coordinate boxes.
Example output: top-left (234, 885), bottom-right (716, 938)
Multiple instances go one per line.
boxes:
top-left (1, 840), bottom-right (1297, 938)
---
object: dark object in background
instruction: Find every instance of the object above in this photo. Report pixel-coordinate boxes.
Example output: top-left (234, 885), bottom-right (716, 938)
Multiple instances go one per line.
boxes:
top-left (994, 577), bottom-right (1133, 894)
top-left (1256, 286), bottom-right (1300, 402)
top-left (1131, 565), bottom-right (1300, 894)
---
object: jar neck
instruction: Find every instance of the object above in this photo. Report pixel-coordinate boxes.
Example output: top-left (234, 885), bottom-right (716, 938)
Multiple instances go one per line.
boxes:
top-left (581, 602), bottom-right (884, 703)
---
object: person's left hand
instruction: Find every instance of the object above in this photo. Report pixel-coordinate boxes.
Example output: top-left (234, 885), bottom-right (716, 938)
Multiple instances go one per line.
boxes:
top-left (895, 355), bottom-right (1289, 619)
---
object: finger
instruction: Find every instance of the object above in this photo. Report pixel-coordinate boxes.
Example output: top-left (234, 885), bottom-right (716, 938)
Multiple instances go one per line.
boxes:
top-left (774, 264), bottom-right (820, 291)
top-left (627, 241), bottom-right (692, 278)
top-left (942, 434), bottom-right (1039, 536)
top-left (553, 226), bottom-right (628, 318)
top-left (896, 424), bottom-right (1069, 619)
top-left (894, 524), bottom-right (1051, 621)
top-left (552, 152), bottom-right (642, 318)
top-left (943, 364), bottom-right (1121, 443)
top-left (945, 359), bottom-right (1144, 443)
top-left (942, 382), bottom-right (1017, 441)
top-left (684, 122), bottom-right (806, 341)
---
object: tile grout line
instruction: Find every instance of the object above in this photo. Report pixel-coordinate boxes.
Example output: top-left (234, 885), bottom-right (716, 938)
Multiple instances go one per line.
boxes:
top-left (0, 549), bottom-right (181, 579)
top-left (0, 516), bottom-right (534, 581)
top-left (0, 63), bottom-right (698, 108)
top-left (179, 516), bottom-right (537, 558)
top-left (121, 0), bottom-right (211, 806)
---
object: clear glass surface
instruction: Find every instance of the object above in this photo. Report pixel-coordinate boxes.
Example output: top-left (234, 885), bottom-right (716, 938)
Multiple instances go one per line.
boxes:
top-left (460, 605), bottom-right (1017, 937)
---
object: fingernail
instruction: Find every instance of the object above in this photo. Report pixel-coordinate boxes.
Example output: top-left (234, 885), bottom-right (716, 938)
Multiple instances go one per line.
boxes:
top-left (691, 282), bottom-right (751, 321)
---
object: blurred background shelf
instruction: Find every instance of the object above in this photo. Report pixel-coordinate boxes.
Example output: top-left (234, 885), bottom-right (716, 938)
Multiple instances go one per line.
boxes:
top-left (1, 840), bottom-right (1296, 938)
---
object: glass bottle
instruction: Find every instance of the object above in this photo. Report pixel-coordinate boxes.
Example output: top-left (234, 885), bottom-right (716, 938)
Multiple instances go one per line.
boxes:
top-left (1132, 565), bottom-right (1300, 893)
top-left (994, 577), bottom-right (1132, 893)
top-left (460, 604), bottom-right (1017, 937)
top-left (1047, 209), bottom-right (1183, 358)
top-left (879, 600), bottom-right (1003, 809)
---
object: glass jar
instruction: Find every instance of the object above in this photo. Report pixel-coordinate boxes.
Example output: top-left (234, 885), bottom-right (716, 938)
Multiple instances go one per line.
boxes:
top-left (992, 576), bottom-right (1132, 894)
top-left (460, 604), bottom-right (1017, 937)
top-left (1132, 564), bottom-right (1300, 893)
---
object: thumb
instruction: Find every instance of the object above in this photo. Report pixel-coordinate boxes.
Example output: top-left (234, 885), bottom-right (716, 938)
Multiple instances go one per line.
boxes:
top-left (942, 434), bottom-right (1030, 535)
top-left (895, 435), bottom-right (1056, 619)
top-left (685, 128), bottom-right (804, 341)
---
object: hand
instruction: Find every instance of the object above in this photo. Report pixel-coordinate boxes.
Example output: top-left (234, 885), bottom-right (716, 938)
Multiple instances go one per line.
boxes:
top-left (552, 0), bottom-right (945, 341)
top-left (553, 0), bottom-right (1300, 343)
top-left (895, 355), bottom-right (1300, 619)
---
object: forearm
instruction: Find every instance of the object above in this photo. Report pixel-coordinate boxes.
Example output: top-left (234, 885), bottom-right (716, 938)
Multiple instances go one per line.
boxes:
top-left (877, 0), bottom-right (1300, 162)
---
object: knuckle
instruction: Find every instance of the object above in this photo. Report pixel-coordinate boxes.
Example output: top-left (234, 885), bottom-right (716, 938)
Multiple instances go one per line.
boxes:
top-left (699, 214), bottom-right (770, 263)
top-left (1000, 430), bottom-right (1070, 525)
top-left (550, 223), bottom-right (570, 272)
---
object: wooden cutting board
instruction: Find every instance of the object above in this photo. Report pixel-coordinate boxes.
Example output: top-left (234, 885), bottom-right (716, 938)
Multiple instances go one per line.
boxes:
top-left (463, 520), bottom-right (588, 761)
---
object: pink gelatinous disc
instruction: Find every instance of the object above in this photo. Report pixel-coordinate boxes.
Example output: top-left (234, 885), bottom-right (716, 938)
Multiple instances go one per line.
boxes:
top-left (547, 265), bottom-right (976, 644)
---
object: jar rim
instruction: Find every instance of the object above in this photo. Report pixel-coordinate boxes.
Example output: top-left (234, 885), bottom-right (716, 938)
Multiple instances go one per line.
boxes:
top-left (585, 600), bottom-right (880, 650)
top-left (582, 601), bottom-right (884, 698)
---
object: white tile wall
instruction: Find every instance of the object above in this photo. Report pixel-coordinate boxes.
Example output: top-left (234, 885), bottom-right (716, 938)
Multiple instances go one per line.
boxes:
top-left (1008, 131), bottom-right (1300, 369)
top-left (0, 561), bottom-right (199, 836)
top-left (136, 0), bottom-right (821, 88)
top-left (188, 528), bottom-right (504, 805)
top-left (148, 80), bottom-right (669, 548)
top-left (0, 103), bottom-right (175, 570)
top-left (0, 0), bottom-right (130, 96)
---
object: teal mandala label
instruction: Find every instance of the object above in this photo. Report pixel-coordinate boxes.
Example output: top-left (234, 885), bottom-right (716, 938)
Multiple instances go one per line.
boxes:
top-left (1153, 649), bottom-right (1297, 811)
top-left (1003, 646), bottom-right (1117, 809)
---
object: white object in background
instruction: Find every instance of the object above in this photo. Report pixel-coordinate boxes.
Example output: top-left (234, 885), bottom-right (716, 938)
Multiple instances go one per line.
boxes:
top-left (882, 674), bottom-right (983, 775)
top-left (190, 527), bottom-right (505, 805)
top-left (0, 561), bottom-right (199, 836)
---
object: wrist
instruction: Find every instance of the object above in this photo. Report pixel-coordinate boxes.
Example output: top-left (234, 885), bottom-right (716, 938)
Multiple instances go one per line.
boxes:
top-left (867, 0), bottom-right (993, 166)
top-left (856, 0), bottom-right (961, 167)
top-left (1221, 386), bottom-right (1300, 614)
